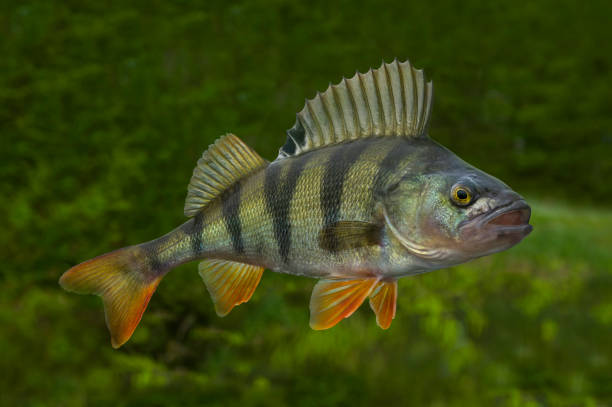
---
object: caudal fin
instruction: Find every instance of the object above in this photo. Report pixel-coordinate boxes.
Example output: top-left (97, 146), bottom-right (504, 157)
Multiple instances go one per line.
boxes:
top-left (59, 246), bottom-right (161, 348)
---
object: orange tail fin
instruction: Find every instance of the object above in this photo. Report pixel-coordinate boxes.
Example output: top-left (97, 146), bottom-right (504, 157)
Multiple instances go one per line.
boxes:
top-left (59, 246), bottom-right (161, 348)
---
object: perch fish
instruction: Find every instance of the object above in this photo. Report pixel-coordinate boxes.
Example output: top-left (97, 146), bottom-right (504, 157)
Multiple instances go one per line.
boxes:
top-left (60, 60), bottom-right (532, 348)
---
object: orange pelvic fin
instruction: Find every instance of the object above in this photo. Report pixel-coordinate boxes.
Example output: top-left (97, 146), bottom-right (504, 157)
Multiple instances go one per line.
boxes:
top-left (59, 246), bottom-right (161, 348)
top-left (368, 280), bottom-right (397, 329)
top-left (309, 278), bottom-right (378, 330)
top-left (198, 259), bottom-right (264, 317)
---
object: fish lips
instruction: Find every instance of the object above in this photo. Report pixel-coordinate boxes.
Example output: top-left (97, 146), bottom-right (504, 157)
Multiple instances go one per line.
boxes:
top-left (459, 199), bottom-right (533, 253)
top-left (481, 199), bottom-right (532, 234)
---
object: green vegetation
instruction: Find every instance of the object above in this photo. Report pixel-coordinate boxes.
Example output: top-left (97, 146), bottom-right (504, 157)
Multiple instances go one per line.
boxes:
top-left (3, 201), bottom-right (611, 406)
top-left (1, 1), bottom-right (611, 406)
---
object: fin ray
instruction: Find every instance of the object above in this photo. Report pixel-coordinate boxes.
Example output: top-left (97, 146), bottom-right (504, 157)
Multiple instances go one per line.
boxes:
top-left (199, 259), bottom-right (264, 317)
top-left (318, 221), bottom-right (381, 252)
top-left (59, 246), bottom-right (160, 348)
top-left (185, 134), bottom-right (267, 217)
top-left (309, 278), bottom-right (378, 330)
top-left (369, 280), bottom-right (397, 329)
top-left (278, 59), bottom-right (433, 159)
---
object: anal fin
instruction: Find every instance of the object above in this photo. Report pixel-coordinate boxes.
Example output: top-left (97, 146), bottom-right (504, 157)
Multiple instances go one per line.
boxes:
top-left (198, 259), bottom-right (264, 317)
top-left (369, 280), bottom-right (397, 329)
top-left (309, 278), bottom-right (378, 330)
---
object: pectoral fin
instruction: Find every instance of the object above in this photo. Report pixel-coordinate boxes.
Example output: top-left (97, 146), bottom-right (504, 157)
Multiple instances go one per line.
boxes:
top-left (318, 221), bottom-right (381, 252)
top-left (309, 278), bottom-right (378, 329)
top-left (198, 259), bottom-right (264, 317)
top-left (369, 280), bottom-right (397, 329)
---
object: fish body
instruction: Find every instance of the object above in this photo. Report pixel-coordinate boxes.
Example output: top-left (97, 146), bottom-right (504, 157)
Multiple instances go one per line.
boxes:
top-left (60, 60), bottom-right (532, 348)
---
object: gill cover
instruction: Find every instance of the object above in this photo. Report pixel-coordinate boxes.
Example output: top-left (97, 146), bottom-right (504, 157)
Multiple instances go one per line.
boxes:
top-left (381, 172), bottom-right (451, 261)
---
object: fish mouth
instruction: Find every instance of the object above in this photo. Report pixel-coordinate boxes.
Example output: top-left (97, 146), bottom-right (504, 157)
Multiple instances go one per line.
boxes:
top-left (457, 198), bottom-right (532, 256)
top-left (480, 199), bottom-right (533, 236)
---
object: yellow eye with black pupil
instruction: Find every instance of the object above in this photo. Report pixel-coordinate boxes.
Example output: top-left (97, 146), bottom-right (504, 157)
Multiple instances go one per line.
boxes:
top-left (452, 186), bottom-right (472, 206)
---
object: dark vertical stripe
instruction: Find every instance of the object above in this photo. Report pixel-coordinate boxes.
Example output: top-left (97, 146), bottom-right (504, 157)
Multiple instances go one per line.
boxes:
top-left (222, 182), bottom-right (244, 254)
top-left (142, 232), bottom-right (178, 274)
top-left (373, 138), bottom-right (410, 198)
top-left (320, 140), bottom-right (371, 251)
top-left (147, 248), bottom-right (164, 274)
top-left (264, 164), bottom-right (282, 258)
top-left (190, 211), bottom-right (205, 255)
top-left (264, 155), bottom-right (309, 263)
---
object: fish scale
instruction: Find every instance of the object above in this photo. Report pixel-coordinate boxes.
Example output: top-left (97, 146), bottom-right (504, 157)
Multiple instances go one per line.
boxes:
top-left (59, 59), bottom-right (532, 348)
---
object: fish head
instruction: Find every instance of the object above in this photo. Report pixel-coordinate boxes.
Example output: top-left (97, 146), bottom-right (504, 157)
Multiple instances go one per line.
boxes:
top-left (446, 170), bottom-right (532, 260)
top-left (382, 153), bottom-right (532, 266)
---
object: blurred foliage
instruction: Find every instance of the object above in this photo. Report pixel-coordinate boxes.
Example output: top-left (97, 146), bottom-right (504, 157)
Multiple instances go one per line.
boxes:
top-left (1, 0), bottom-right (611, 406)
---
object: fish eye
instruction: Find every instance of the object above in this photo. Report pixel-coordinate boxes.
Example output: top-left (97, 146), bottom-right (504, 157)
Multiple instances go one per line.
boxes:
top-left (451, 185), bottom-right (473, 206)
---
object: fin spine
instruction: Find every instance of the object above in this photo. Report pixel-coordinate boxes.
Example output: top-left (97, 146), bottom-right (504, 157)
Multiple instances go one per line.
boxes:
top-left (277, 59), bottom-right (434, 159)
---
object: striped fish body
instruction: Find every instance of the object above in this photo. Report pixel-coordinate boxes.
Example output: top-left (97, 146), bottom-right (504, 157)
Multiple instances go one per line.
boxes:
top-left (60, 60), bottom-right (532, 347)
top-left (195, 136), bottom-right (455, 279)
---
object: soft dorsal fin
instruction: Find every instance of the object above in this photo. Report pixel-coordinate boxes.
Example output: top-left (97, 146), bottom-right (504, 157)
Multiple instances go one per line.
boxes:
top-left (185, 134), bottom-right (267, 217)
top-left (277, 59), bottom-right (433, 159)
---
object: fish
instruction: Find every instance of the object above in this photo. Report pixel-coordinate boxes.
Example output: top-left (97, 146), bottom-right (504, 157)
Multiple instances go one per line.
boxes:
top-left (59, 59), bottom-right (533, 348)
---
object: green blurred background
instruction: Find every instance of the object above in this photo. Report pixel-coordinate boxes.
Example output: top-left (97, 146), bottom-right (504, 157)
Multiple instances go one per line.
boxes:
top-left (2, 0), bottom-right (611, 406)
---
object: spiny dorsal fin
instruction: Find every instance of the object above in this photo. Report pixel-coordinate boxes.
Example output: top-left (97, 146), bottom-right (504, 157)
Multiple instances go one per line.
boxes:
top-left (185, 134), bottom-right (267, 217)
top-left (278, 59), bottom-right (433, 159)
